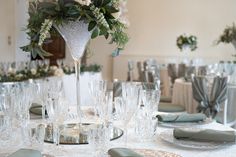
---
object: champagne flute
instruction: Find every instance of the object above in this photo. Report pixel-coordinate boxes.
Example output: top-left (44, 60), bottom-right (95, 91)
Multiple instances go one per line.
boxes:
top-left (119, 82), bottom-right (140, 146)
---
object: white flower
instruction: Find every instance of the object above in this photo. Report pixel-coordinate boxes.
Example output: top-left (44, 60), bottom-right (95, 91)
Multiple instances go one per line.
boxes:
top-left (75, 0), bottom-right (91, 6)
top-left (112, 11), bottom-right (121, 20)
top-left (50, 65), bottom-right (58, 71)
top-left (38, 19), bottom-right (53, 46)
top-left (177, 39), bottom-right (183, 45)
top-left (16, 74), bottom-right (23, 79)
top-left (8, 67), bottom-right (16, 74)
top-left (31, 68), bottom-right (37, 75)
top-left (54, 68), bottom-right (64, 77)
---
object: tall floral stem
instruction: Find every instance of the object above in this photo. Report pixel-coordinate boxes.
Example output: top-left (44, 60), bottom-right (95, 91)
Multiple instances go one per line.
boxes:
top-left (75, 59), bottom-right (82, 122)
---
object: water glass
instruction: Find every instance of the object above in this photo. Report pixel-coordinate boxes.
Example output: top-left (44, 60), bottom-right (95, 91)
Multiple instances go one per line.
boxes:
top-left (134, 89), bottom-right (160, 141)
top-left (88, 125), bottom-right (110, 157)
top-left (135, 105), bottom-right (157, 141)
top-left (0, 94), bottom-right (13, 147)
top-left (26, 123), bottom-right (46, 151)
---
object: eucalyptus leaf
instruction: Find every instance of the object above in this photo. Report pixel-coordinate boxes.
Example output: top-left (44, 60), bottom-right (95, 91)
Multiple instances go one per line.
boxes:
top-left (104, 6), bottom-right (119, 13)
top-left (91, 28), bottom-right (99, 39)
top-left (88, 21), bottom-right (97, 31)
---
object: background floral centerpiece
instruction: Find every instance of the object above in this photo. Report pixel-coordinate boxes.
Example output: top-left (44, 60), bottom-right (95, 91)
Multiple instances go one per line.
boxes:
top-left (216, 23), bottom-right (236, 50)
top-left (21, 0), bottom-right (129, 58)
top-left (176, 34), bottom-right (198, 51)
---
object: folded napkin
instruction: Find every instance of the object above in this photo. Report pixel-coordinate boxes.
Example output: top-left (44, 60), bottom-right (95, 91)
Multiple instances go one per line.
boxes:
top-left (108, 148), bottom-right (143, 157)
top-left (160, 96), bottom-right (172, 103)
top-left (174, 128), bottom-right (236, 142)
top-left (157, 113), bottom-right (206, 123)
top-left (158, 102), bottom-right (185, 112)
top-left (30, 105), bottom-right (42, 115)
top-left (30, 103), bottom-right (48, 116)
top-left (8, 149), bottom-right (42, 157)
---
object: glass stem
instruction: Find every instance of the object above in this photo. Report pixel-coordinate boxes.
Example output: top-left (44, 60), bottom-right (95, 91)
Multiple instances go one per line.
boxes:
top-left (42, 103), bottom-right (46, 121)
top-left (53, 123), bottom-right (59, 146)
top-left (75, 59), bottom-right (82, 122)
top-left (124, 123), bottom-right (128, 147)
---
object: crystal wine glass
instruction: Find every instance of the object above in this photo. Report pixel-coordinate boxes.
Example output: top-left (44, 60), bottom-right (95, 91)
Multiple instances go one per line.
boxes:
top-left (117, 82), bottom-right (141, 146)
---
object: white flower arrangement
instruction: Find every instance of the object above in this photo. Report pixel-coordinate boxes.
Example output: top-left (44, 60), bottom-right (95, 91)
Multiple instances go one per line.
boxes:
top-left (21, 0), bottom-right (129, 58)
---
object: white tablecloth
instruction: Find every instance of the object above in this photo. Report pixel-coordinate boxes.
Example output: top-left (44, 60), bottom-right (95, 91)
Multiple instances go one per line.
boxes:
top-left (36, 122), bottom-right (236, 157)
top-left (1, 117), bottom-right (236, 157)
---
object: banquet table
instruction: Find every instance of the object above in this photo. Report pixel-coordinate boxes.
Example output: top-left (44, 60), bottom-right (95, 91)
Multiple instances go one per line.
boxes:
top-left (2, 117), bottom-right (236, 157)
top-left (172, 78), bottom-right (236, 124)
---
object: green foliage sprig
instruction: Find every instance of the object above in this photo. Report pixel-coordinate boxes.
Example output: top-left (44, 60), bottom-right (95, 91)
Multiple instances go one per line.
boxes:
top-left (21, 0), bottom-right (129, 58)
top-left (176, 34), bottom-right (197, 51)
top-left (217, 23), bottom-right (236, 44)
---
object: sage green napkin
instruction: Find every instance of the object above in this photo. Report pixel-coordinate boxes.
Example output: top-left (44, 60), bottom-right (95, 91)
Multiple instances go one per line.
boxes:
top-left (108, 148), bottom-right (143, 157)
top-left (174, 128), bottom-right (236, 142)
top-left (157, 113), bottom-right (206, 123)
top-left (8, 149), bottom-right (42, 157)
top-left (160, 96), bottom-right (172, 103)
top-left (30, 105), bottom-right (42, 115)
top-left (158, 102), bottom-right (185, 112)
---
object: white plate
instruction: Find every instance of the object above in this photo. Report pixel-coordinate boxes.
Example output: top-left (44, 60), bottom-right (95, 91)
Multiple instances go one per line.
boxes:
top-left (159, 130), bottom-right (233, 150)
top-left (158, 118), bottom-right (213, 128)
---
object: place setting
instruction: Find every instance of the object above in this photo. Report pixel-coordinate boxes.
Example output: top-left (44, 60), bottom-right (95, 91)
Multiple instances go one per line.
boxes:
top-left (156, 113), bottom-right (213, 128)
top-left (159, 127), bottom-right (236, 150)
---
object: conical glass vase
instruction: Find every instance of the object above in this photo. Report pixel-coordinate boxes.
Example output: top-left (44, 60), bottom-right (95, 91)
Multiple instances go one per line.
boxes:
top-left (54, 20), bottom-right (91, 122)
top-left (182, 45), bottom-right (192, 65)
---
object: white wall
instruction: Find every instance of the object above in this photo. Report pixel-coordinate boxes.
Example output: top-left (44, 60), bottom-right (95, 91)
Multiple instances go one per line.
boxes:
top-left (15, 0), bottom-right (30, 61)
top-left (86, 0), bottom-right (236, 80)
top-left (1, 0), bottom-right (236, 80)
top-left (0, 0), bottom-right (29, 62)
top-left (0, 1), bottom-right (15, 62)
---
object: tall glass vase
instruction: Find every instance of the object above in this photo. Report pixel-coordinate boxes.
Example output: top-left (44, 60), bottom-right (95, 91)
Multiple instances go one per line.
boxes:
top-left (54, 20), bottom-right (91, 122)
top-left (182, 45), bottom-right (192, 65)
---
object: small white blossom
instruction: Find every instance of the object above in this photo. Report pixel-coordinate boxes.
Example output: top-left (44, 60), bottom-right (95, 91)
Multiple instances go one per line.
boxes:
top-left (75, 0), bottom-right (91, 6)
top-left (177, 39), bottom-right (183, 45)
top-left (112, 11), bottom-right (121, 20)
top-left (16, 74), bottom-right (23, 79)
top-left (54, 68), bottom-right (64, 77)
top-left (38, 19), bottom-right (53, 46)
top-left (8, 67), bottom-right (16, 75)
top-left (31, 68), bottom-right (37, 75)
top-left (50, 66), bottom-right (58, 71)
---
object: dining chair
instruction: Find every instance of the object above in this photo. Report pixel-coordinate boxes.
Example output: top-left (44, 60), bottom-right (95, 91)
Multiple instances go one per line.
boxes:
top-left (198, 65), bottom-right (207, 76)
top-left (137, 61), bottom-right (145, 82)
top-left (127, 60), bottom-right (135, 81)
top-left (167, 63), bottom-right (178, 85)
top-left (191, 76), bottom-right (234, 126)
top-left (178, 63), bottom-right (186, 78)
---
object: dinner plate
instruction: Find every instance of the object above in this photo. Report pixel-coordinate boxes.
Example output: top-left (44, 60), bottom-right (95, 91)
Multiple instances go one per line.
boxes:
top-left (133, 149), bottom-right (182, 157)
top-left (159, 130), bottom-right (233, 149)
top-left (158, 118), bottom-right (213, 128)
